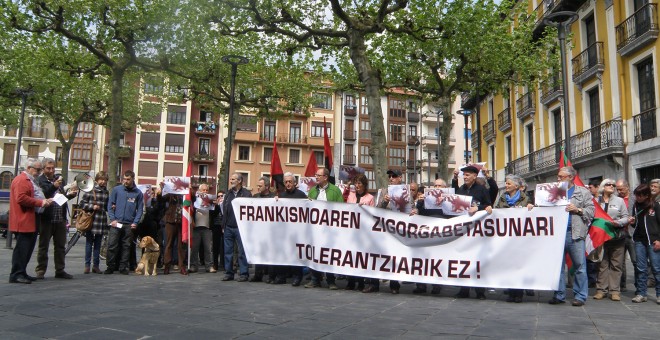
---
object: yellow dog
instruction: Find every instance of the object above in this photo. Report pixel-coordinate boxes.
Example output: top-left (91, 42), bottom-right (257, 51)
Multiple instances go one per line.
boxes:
top-left (135, 236), bottom-right (160, 276)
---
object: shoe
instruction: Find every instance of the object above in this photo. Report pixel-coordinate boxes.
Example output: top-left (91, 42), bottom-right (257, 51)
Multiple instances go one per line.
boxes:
top-left (292, 279), bottom-right (301, 287)
top-left (362, 285), bottom-right (379, 293)
top-left (237, 276), bottom-right (249, 282)
top-left (304, 281), bottom-right (321, 288)
top-left (610, 293), bottom-right (621, 301)
top-left (104, 269), bottom-right (115, 275)
top-left (188, 267), bottom-right (198, 273)
top-left (265, 279), bottom-right (274, 284)
top-left (357, 284), bottom-right (365, 291)
top-left (431, 286), bottom-right (442, 294)
top-left (476, 293), bottom-right (487, 300)
top-left (9, 277), bottom-right (31, 284)
top-left (571, 299), bottom-right (585, 307)
top-left (390, 288), bottom-right (399, 294)
top-left (514, 296), bottom-right (523, 303)
top-left (506, 296), bottom-right (516, 303)
top-left (25, 275), bottom-right (37, 282)
top-left (632, 295), bottom-right (647, 303)
top-left (412, 287), bottom-right (427, 294)
top-left (273, 278), bottom-right (286, 284)
top-left (172, 265), bottom-right (179, 271)
top-left (345, 283), bottom-right (356, 291)
top-left (221, 275), bottom-right (234, 281)
top-left (593, 292), bottom-right (606, 300)
top-left (55, 271), bottom-right (73, 279)
top-left (119, 269), bottom-right (129, 275)
top-left (180, 268), bottom-right (188, 275)
top-left (328, 283), bottom-right (338, 290)
top-left (548, 297), bottom-right (565, 305)
top-left (35, 272), bottom-right (45, 280)
top-left (209, 267), bottom-right (217, 273)
top-left (249, 276), bottom-right (263, 282)
top-left (92, 267), bottom-right (102, 274)
top-left (84, 267), bottom-right (90, 274)
top-left (163, 265), bottom-right (170, 275)
top-left (455, 288), bottom-right (469, 299)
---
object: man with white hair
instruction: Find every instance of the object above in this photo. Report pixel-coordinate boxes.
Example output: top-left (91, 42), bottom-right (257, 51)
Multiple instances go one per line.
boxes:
top-left (277, 172), bottom-right (308, 286)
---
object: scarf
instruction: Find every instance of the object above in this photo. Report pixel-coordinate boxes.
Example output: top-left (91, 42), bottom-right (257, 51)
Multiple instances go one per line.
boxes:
top-left (505, 190), bottom-right (521, 207)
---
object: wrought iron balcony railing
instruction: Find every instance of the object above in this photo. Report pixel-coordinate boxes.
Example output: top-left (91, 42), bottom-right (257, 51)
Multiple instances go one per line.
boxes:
top-left (497, 108), bottom-right (511, 132)
top-left (616, 3), bottom-right (659, 55)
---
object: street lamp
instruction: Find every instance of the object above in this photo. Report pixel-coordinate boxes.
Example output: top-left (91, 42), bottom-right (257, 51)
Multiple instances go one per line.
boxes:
top-left (221, 55), bottom-right (249, 192)
top-left (544, 11), bottom-right (578, 160)
top-left (6, 89), bottom-right (32, 249)
top-left (457, 109), bottom-right (473, 165)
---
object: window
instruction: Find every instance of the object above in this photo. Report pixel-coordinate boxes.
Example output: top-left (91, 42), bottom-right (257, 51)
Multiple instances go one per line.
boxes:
top-left (143, 77), bottom-right (164, 95)
top-left (140, 132), bottom-right (160, 152)
top-left (3, 143), bottom-right (15, 165)
top-left (388, 147), bottom-right (405, 167)
top-left (489, 145), bottom-right (495, 171)
top-left (1, 171), bottom-right (13, 189)
top-left (360, 120), bottom-right (371, 139)
top-left (139, 161), bottom-right (158, 177)
top-left (59, 123), bottom-right (70, 139)
top-left (588, 88), bottom-right (601, 127)
top-left (238, 145), bottom-right (250, 161)
top-left (346, 94), bottom-right (356, 108)
top-left (409, 101), bottom-right (418, 113)
top-left (199, 138), bottom-right (210, 155)
top-left (199, 164), bottom-right (209, 177)
top-left (71, 142), bottom-right (92, 169)
top-left (389, 99), bottom-right (406, 118)
top-left (289, 149), bottom-right (301, 164)
top-left (409, 125), bottom-right (417, 137)
top-left (360, 145), bottom-right (372, 164)
top-left (236, 115), bottom-right (257, 132)
top-left (261, 147), bottom-right (272, 162)
top-left (360, 97), bottom-right (369, 115)
top-left (27, 145), bottom-right (39, 157)
top-left (464, 150), bottom-right (472, 162)
top-left (238, 172), bottom-right (250, 187)
top-left (263, 120), bottom-right (276, 141)
top-left (553, 109), bottom-right (562, 141)
top-left (314, 150), bottom-right (324, 166)
top-left (76, 122), bottom-right (94, 139)
top-left (165, 134), bottom-right (185, 153)
top-left (200, 111), bottom-right (213, 122)
top-left (167, 105), bottom-right (186, 125)
top-left (4, 126), bottom-right (17, 137)
top-left (365, 170), bottom-right (375, 190)
top-left (389, 124), bottom-right (405, 142)
top-left (311, 121), bottom-right (331, 138)
top-left (488, 99), bottom-right (494, 120)
top-left (312, 93), bottom-right (333, 110)
top-left (505, 135), bottom-right (512, 163)
top-left (116, 160), bottom-right (123, 181)
top-left (465, 129), bottom-right (472, 139)
top-left (290, 122), bottom-right (302, 143)
top-left (55, 147), bottom-right (63, 168)
top-left (163, 162), bottom-right (183, 177)
top-left (638, 57), bottom-right (656, 111)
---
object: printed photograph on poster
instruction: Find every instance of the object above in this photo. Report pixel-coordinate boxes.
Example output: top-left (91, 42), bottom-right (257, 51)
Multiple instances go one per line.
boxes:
top-left (194, 193), bottom-right (217, 210)
top-left (137, 184), bottom-right (153, 203)
top-left (423, 188), bottom-right (455, 209)
top-left (162, 176), bottom-right (190, 195)
top-left (535, 181), bottom-right (569, 206)
top-left (297, 177), bottom-right (317, 197)
top-left (339, 165), bottom-right (365, 181)
top-left (440, 194), bottom-right (473, 216)
top-left (388, 184), bottom-right (411, 213)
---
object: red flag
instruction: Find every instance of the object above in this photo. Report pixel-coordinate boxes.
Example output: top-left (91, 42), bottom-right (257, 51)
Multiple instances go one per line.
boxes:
top-left (270, 139), bottom-right (284, 189)
top-left (304, 152), bottom-right (318, 177)
top-left (182, 162), bottom-right (192, 244)
top-left (323, 117), bottom-right (333, 172)
top-left (559, 150), bottom-right (584, 187)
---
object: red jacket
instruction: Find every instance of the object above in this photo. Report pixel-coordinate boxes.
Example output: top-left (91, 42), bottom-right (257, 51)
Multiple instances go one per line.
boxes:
top-left (9, 172), bottom-right (44, 233)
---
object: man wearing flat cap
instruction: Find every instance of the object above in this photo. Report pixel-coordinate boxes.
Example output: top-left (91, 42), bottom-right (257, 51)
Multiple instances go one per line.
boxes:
top-left (378, 168), bottom-right (405, 294)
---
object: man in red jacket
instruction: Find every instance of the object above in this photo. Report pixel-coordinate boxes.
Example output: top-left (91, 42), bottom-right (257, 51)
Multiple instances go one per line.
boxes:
top-left (9, 159), bottom-right (53, 284)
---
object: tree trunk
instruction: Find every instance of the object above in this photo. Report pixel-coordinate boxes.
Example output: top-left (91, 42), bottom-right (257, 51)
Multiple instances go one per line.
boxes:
top-left (438, 99), bottom-right (454, 182)
top-left (107, 67), bottom-right (125, 188)
top-left (347, 32), bottom-right (388, 189)
top-left (218, 105), bottom-right (238, 192)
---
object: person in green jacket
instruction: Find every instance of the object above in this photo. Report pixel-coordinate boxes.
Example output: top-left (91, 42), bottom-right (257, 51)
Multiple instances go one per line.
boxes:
top-left (305, 168), bottom-right (344, 290)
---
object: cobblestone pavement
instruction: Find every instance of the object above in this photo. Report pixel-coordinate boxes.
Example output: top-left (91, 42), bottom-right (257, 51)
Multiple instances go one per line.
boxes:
top-left (1, 235), bottom-right (659, 339)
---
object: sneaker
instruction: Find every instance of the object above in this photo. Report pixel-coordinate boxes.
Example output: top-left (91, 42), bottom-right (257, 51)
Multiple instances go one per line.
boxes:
top-left (119, 269), bottom-right (129, 275)
top-left (632, 295), bottom-right (648, 303)
top-left (571, 299), bottom-right (585, 307)
top-left (610, 293), bottom-right (621, 301)
top-left (304, 281), bottom-right (321, 288)
top-left (221, 275), bottom-right (234, 281)
top-left (593, 292), bottom-right (606, 300)
top-left (188, 267), bottom-right (198, 273)
top-left (291, 279), bottom-right (301, 287)
top-left (548, 297), bottom-right (565, 305)
top-left (328, 283), bottom-right (338, 290)
top-left (237, 275), bottom-right (249, 282)
top-left (209, 267), bottom-right (217, 273)
top-left (104, 269), bottom-right (115, 275)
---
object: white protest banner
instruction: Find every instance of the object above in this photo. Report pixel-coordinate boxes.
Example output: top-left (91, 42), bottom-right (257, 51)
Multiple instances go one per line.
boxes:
top-left (162, 176), bottom-right (190, 195)
top-left (535, 181), bottom-right (569, 206)
top-left (232, 198), bottom-right (568, 290)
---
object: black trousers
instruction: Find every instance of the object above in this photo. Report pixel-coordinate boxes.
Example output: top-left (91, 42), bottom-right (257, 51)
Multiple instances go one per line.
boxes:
top-left (10, 232), bottom-right (38, 281)
top-left (211, 225), bottom-right (224, 269)
top-left (106, 226), bottom-right (133, 271)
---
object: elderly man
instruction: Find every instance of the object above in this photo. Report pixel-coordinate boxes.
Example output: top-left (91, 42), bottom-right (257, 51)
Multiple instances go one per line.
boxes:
top-left (278, 172), bottom-right (308, 286)
top-left (250, 177), bottom-right (278, 283)
top-left (306, 168), bottom-right (344, 290)
top-left (616, 178), bottom-right (638, 293)
top-left (222, 173), bottom-right (252, 282)
top-left (190, 183), bottom-right (216, 273)
top-left (35, 158), bottom-right (77, 280)
top-left (548, 166), bottom-right (595, 307)
top-left (9, 159), bottom-right (53, 284)
top-left (377, 168), bottom-right (407, 294)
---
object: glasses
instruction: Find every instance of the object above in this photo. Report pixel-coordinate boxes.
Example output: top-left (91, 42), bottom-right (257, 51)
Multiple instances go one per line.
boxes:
top-left (557, 174), bottom-right (570, 180)
top-left (315, 174), bottom-right (326, 177)
top-left (604, 183), bottom-right (615, 187)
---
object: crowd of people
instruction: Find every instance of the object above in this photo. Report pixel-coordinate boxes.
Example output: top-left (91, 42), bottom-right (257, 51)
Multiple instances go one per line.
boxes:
top-left (7, 158), bottom-right (660, 307)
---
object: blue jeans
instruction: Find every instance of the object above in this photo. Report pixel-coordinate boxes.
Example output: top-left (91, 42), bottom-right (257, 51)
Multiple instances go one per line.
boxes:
top-left (85, 233), bottom-right (103, 267)
top-left (555, 231), bottom-right (588, 302)
top-left (224, 227), bottom-right (248, 277)
top-left (634, 241), bottom-right (660, 297)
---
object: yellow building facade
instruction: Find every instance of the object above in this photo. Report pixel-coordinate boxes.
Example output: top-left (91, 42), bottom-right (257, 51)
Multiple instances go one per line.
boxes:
top-left (471, 0), bottom-right (660, 191)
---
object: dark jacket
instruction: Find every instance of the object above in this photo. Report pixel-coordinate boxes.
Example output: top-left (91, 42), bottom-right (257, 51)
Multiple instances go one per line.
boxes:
top-left (456, 182), bottom-right (492, 211)
top-left (632, 201), bottom-right (660, 246)
top-left (416, 199), bottom-right (448, 218)
top-left (37, 174), bottom-right (76, 221)
top-left (222, 187), bottom-right (252, 228)
top-left (280, 188), bottom-right (308, 199)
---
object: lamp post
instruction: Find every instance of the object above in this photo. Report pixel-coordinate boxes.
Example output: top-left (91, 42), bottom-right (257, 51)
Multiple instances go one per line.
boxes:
top-left (457, 109), bottom-right (473, 165)
top-left (221, 55), bottom-right (249, 192)
top-left (544, 11), bottom-right (578, 160)
top-left (6, 89), bottom-right (32, 249)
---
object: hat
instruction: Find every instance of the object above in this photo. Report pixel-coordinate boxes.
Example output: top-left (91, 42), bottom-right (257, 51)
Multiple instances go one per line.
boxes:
top-left (461, 165), bottom-right (480, 174)
top-left (387, 169), bottom-right (402, 177)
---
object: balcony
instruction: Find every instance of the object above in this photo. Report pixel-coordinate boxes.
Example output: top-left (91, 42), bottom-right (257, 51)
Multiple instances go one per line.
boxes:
top-left (506, 118), bottom-right (623, 178)
top-left (24, 127), bottom-right (48, 140)
top-left (345, 105), bottom-right (357, 116)
top-left (482, 120), bottom-right (496, 144)
top-left (616, 3), bottom-right (659, 56)
top-left (516, 91), bottom-right (535, 120)
top-left (259, 133), bottom-right (308, 144)
top-left (192, 121), bottom-right (217, 135)
top-left (408, 111), bottom-right (420, 123)
top-left (408, 135), bottom-right (420, 146)
top-left (342, 154), bottom-right (356, 165)
top-left (104, 144), bottom-right (132, 158)
top-left (497, 108), bottom-right (512, 132)
top-left (634, 108), bottom-right (657, 142)
top-left (192, 153), bottom-right (216, 163)
top-left (406, 160), bottom-right (417, 169)
top-left (421, 135), bottom-right (439, 146)
top-left (540, 78), bottom-right (562, 106)
top-left (344, 129), bottom-right (356, 141)
top-left (471, 130), bottom-right (480, 150)
top-left (191, 175), bottom-right (217, 189)
top-left (4, 127), bottom-right (17, 137)
top-left (572, 42), bottom-right (605, 87)
top-left (359, 130), bottom-right (371, 140)
top-left (533, 0), bottom-right (557, 26)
